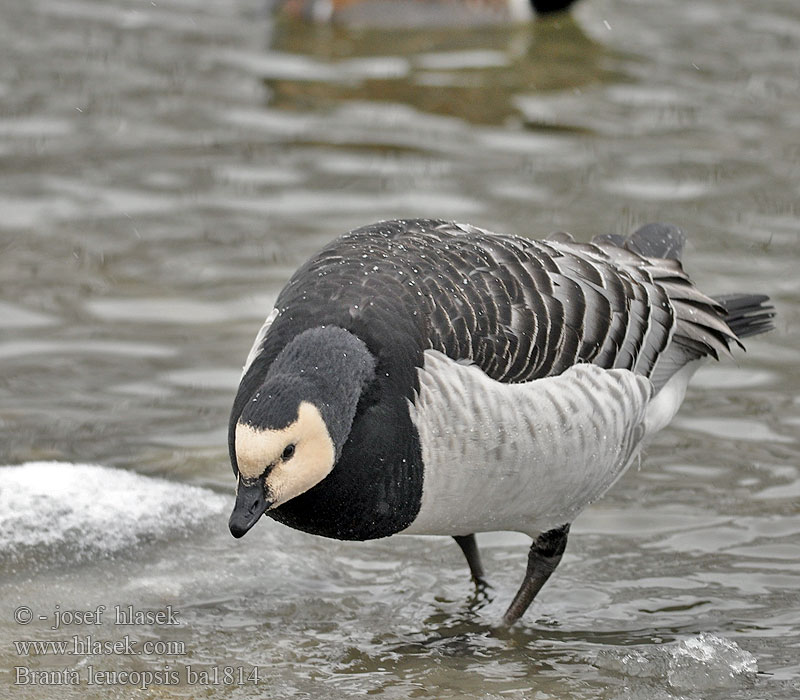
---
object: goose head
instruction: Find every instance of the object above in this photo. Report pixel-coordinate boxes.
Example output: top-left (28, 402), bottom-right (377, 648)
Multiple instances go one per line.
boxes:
top-left (229, 326), bottom-right (376, 537)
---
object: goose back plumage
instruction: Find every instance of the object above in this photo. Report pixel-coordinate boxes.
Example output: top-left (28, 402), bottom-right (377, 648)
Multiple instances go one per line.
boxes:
top-left (242, 219), bottom-right (737, 387)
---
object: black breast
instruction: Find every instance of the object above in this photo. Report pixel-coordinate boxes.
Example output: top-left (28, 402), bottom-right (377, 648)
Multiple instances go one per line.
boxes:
top-left (231, 223), bottom-right (435, 540)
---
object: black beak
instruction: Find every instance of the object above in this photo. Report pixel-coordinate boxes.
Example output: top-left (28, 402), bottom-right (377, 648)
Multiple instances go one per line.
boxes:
top-left (229, 478), bottom-right (271, 538)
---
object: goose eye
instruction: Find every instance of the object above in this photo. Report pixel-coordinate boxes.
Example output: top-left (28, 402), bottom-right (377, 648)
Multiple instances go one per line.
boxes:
top-left (281, 444), bottom-right (296, 461)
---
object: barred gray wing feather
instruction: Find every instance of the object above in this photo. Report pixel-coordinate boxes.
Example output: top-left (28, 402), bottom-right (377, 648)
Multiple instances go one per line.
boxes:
top-left (388, 220), bottom-right (739, 389)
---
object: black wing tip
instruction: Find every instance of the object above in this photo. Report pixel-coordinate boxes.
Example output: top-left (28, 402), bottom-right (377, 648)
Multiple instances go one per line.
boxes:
top-left (627, 223), bottom-right (687, 261)
top-left (592, 223), bottom-right (687, 261)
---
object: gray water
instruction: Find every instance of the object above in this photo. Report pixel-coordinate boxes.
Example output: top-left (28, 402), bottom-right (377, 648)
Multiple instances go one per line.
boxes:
top-left (1, 0), bottom-right (799, 697)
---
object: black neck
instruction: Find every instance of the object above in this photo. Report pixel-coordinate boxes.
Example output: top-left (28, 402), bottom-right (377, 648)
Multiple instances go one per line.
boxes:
top-left (233, 324), bottom-right (425, 540)
top-left (267, 374), bottom-right (424, 540)
top-left (263, 330), bottom-right (423, 541)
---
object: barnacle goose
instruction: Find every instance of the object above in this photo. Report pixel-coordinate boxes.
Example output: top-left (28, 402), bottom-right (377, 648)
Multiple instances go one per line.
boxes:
top-left (228, 219), bottom-right (774, 625)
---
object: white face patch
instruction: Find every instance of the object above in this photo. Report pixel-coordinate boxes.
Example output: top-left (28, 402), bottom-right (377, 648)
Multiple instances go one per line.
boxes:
top-left (235, 401), bottom-right (336, 508)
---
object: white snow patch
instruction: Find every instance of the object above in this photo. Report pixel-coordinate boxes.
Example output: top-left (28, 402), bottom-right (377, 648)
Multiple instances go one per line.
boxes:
top-left (0, 462), bottom-right (228, 560)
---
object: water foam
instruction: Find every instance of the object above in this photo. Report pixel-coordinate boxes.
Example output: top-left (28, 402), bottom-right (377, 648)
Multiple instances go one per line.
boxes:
top-left (595, 632), bottom-right (758, 691)
top-left (0, 461), bottom-right (228, 561)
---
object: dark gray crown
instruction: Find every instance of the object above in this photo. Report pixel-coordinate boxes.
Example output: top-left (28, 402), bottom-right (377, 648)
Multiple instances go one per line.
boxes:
top-left (239, 326), bottom-right (376, 457)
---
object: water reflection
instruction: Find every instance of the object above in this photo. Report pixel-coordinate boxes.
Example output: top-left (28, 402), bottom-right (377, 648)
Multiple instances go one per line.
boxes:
top-left (0, 0), bottom-right (798, 698)
top-left (262, 14), bottom-right (618, 124)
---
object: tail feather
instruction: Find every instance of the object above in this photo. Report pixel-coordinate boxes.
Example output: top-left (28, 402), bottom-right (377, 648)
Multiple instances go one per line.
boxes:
top-left (592, 223), bottom-right (775, 347)
top-left (714, 293), bottom-right (775, 339)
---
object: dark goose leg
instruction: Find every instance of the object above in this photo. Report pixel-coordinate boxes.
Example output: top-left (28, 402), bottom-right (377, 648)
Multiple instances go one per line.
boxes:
top-left (453, 534), bottom-right (488, 589)
top-left (502, 524), bottom-right (571, 626)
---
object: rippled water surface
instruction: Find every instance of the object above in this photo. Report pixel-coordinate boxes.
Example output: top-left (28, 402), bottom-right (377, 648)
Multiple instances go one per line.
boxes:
top-left (1, 0), bottom-right (799, 697)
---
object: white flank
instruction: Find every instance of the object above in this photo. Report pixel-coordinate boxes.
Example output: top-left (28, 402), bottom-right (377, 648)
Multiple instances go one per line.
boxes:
top-left (241, 307), bottom-right (278, 379)
top-left (404, 351), bottom-right (654, 537)
top-left (644, 360), bottom-right (702, 435)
